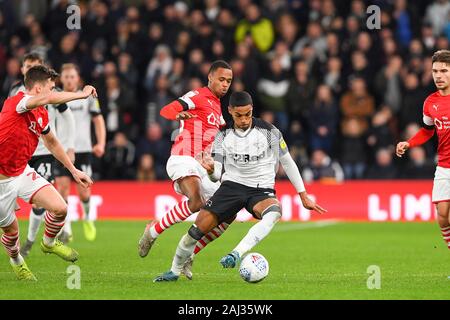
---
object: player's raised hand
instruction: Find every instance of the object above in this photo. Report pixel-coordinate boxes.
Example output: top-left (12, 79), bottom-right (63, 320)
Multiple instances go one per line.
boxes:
top-left (71, 169), bottom-right (93, 189)
top-left (176, 111), bottom-right (197, 120)
top-left (82, 85), bottom-right (97, 98)
top-left (196, 151), bottom-right (215, 174)
top-left (299, 192), bottom-right (327, 214)
top-left (396, 141), bottom-right (410, 158)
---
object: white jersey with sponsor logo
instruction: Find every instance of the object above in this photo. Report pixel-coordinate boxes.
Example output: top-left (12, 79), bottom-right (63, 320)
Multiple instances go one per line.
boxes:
top-left (212, 118), bottom-right (288, 189)
top-left (66, 93), bottom-right (101, 153)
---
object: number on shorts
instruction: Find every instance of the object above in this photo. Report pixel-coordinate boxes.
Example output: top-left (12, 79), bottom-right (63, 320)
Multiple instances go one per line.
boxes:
top-left (37, 163), bottom-right (52, 180)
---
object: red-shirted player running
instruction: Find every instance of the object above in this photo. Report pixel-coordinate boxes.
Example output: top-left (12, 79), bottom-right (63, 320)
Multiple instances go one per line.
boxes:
top-left (0, 65), bottom-right (94, 281)
top-left (396, 50), bottom-right (450, 250)
top-left (138, 60), bottom-right (233, 262)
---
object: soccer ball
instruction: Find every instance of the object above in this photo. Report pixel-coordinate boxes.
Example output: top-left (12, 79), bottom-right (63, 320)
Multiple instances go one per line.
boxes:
top-left (238, 252), bottom-right (269, 283)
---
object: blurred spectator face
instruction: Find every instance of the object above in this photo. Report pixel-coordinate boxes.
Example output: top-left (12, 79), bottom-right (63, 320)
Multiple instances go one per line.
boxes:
top-left (7, 58), bottom-right (20, 76)
top-left (345, 118), bottom-right (364, 137)
top-left (376, 149), bottom-right (393, 167)
top-left (357, 32), bottom-right (372, 51)
top-left (351, 0), bottom-right (365, 16)
top-left (156, 75), bottom-right (169, 91)
top-left (331, 16), bottom-right (344, 31)
top-left (146, 123), bottom-right (163, 141)
top-left (174, 1), bottom-right (189, 20)
top-left (372, 106), bottom-right (392, 126)
top-left (114, 132), bottom-right (128, 147)
top-left (346, 16), bottom-right (360, 33)
top-left (188, 77), bottom-right (203, 90)
top-left (230, 59), bottom-right (244, 76)
top-left (189, 48), bottom-right (204, 65)
top-left (380, 11), bottom-right (391, 28)
top-left (246, 5), bottom-right (261, 22)
top-left (295, 61), bottom-right (309, 76)
top-left (290, 120), bottom-right (302, 134)
top-left (260, 111), bottom-right (274, 124)
top-left (117, 19), bottom-right (129, 36)
top-left (326, 33), bottom-right (339, 49)
top-left (270, 58), bottom-right (283, 75)
top-left (307, 22), bottom-right (322, 39)
top-left (277, 14), bottom-right (298, 43)
top-left (351, 51), bottom-right (367, 70)
top-left (218, 9), bottom-right (234, 27)
top-left (208, 66), bottom-right (233, 98)
top-left (410, 147), bottom-right (426, 165)
top-left (328, 57), bottom-right (342, 72)
top-left (322, 0), bottom-right (335, 15)
top-left (61, 67), bottom-right (80, 92)
top-left (95, 1), bottom-right (109, 18)
top-left (409, 39), bottom-right (423, 56)
top-left (190, 10), bottom-right (205, 28)
top-left (149, 23), bottom-right (163, 41)
top-left (118, 53), bottom-right (131, 69)
top-left (106, 76), bottom-right (120, 91)
top-left (309, 0), bottom-right (321, 12)
top-left (436, 36), bottom-right (449, 50)
top-left (172, 58), bottom-right (184, 75)
top-left (21, 58), bottom-right (42, 76)
top-left (317, 85), bottom-right (332, 102)
top-left (236, 43), bottom-right (250, 60)
top-left (311, 150), bottom-right (327, 167)
top-left (176, 31), bottom-right (191, 48)
top-left (155, 45), bottom-right (171, 63)
top-left (104, 61), bottom-right (117, 77)
top-left (395, 0), bottom-right (407, 11)
top-left (164, 5), bottom-right (176, 21)
top-left (231, 79), bottom-right (245, 91)
top-left (126, 6), bottom-right (139, 21)
top-left (60, 34), bottom-right (77, 54)
top-left (140, 154), bottom-right (155, 170)
top-left (206, 0), bottom-right (219, 9)
top-left (404, 123), bottom-right (420, 140)
top-left (388, 55), bottom-right (403, 72)
top-left (212, 40), bottom-right (225, 57)
top-left (145, 0), bottom-right (158, 9)
top-left (350, 78), bottom-right (366, 96)
top-left (405, 73), bottom-right (419, 90)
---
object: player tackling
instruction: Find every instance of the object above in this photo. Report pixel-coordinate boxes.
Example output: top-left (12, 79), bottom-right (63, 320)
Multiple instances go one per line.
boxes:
top-left (396, 50), bottom-right (450, 250)
top-left (154, 91), bottom-right (327, 282)
top-left (0, 65), bottom-right (94, 280)
top-left (138, 60), bottom-right (233, 261)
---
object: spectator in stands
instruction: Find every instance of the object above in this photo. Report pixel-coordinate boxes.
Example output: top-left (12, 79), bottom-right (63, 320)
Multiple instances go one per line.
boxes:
top-left (144, 44), bottom-right (173, 92)
top-left (308, 84), bottom-right (339, 154)
top-left (302, 149), bottom-right (344, 183)
top-left (365, 148), bottom-right (399, 179)
top-left (340, 118), bottom-right (368, 180)
top-left (401, 146), bottom-right (436, 179)
top-left (235, 3), bottom-right (275, 53)
top-left (136, 154), bottom-right (157, 181)
top-left (103, 132), bottom-right (136, 180)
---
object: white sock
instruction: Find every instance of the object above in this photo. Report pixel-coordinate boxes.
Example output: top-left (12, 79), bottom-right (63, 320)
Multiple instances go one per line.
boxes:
top-left (62, 217), bottom-right (72, 235)
top-left (170, 233), bottom-right (197, 276)
top-left (28, 208), bottom-right (44, 242)
top-left (10, 254), bottom-right (24, 266)
top-left (234, 211), bottom-right (281, 257)
top-left (43, 235), bottom-right (55, 247)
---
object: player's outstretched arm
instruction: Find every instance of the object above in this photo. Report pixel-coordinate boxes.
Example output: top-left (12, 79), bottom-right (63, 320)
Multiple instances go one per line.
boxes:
top-left (42, 130), bottom-right (93, 188)
top-left (396, 141), bottom-right (410, 157)
top-left (160, 100), bottom-right (196, 120)
top-left (25, 85), bottom-right (97, 110)
top-left (396, 127), bottom-right (435, 157)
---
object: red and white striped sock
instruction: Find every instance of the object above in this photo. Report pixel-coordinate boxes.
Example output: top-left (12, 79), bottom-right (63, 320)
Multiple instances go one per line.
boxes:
top-left (1, 231), bottom-right (23, 265)
top-left (43, 212), bottom-right (65, 246)
top-left (194, 222), bottom-right (230, 255)
top-left (441, 226), bottom-right (450, 249)
top-left (150, 200), bottom-right (192, 238)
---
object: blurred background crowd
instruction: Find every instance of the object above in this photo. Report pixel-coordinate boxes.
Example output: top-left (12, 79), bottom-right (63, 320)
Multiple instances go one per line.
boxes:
top-left (0, 0), bottom-right (449, 182)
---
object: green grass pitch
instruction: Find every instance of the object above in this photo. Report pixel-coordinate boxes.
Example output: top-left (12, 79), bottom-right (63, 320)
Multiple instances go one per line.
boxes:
top-left (0, 220), bottom-right (448, 300)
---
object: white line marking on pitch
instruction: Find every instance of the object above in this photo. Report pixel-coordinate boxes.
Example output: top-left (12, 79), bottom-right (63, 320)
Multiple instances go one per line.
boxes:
top-left (273, 220), bottom-right (340, 232)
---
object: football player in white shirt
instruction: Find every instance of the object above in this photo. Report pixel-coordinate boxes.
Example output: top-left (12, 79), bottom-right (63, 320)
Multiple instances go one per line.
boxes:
top-left (154, 91), bottom-right (326, 282)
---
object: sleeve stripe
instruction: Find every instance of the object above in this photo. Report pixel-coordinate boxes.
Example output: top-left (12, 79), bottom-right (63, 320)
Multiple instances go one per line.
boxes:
top-left (423, 115), bottom-right (434, 126)
top-left (179, 95), bottom-right (195, 110)
top-left (16, 95), bottom-right (32, 113)
top-left (177, 98), bottom-right (190, 111)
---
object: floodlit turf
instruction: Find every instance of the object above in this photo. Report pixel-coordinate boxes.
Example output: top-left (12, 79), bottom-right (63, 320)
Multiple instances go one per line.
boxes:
top-left (0, 220), bottom-right (448, 300)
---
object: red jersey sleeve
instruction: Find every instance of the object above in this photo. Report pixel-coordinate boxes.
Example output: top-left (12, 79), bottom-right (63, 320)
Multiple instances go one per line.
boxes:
top-left (422, 99), bottom-right (434, 127)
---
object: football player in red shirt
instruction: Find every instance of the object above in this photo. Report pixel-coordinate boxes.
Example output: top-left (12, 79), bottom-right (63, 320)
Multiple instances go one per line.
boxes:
top-left (138, 61), bottom-right (233, 266)
top-left (396, 50), bottom-right (450, 250)
top-left (0, 65), bottom-right (94, 280)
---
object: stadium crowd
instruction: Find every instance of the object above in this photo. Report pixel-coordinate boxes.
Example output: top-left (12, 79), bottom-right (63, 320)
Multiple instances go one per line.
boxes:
top-left (0, 0), bottom-right (449, 181)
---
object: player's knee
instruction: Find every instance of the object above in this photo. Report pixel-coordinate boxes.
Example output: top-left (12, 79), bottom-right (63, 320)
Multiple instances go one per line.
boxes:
top-left (188, 195), bottom-right (206, 212)
top-left (261, 204), bottom-right (282, 222)
top-left (32, 207), bottom-right (46, 216)
top-left (52, 202), bottom-right (68, 217)
top-left (188, 224), bottom-right (205, 241)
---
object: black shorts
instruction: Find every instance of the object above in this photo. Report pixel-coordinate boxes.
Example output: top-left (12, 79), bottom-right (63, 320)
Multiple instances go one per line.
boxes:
top-left (53, 152), bottom-right (93, 178)
top-left (28, 155), bottom-right (56, 183)
top-left (204, 180), bottom-right (277, 223)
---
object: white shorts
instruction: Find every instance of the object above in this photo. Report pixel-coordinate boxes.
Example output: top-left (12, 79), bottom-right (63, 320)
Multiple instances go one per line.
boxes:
top-left (0, 165), bottom-right (51, 227)
top-left (166, 155), bottom-right (219, 200)
top-left (432, 166), bottom-right (450, 203)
